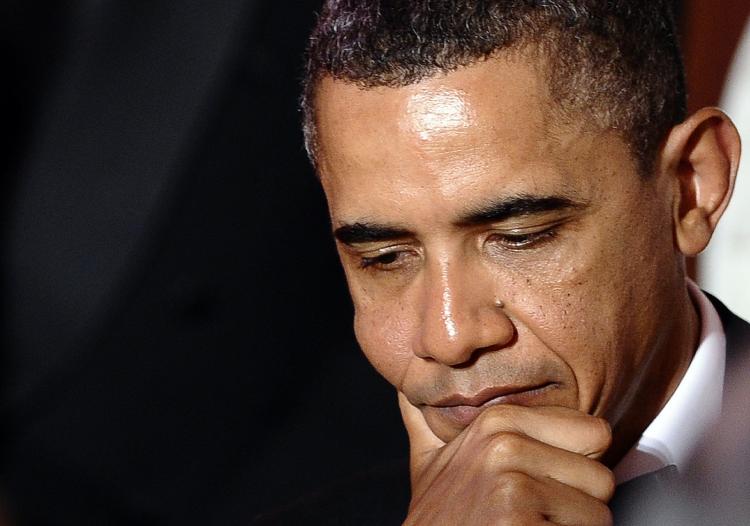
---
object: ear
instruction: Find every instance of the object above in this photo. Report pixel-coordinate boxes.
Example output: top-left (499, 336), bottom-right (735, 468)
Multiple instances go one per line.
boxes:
top-left (659, 107), bottom-right (741, 257)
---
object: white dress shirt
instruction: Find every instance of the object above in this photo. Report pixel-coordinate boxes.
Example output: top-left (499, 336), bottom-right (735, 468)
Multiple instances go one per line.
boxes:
top-left (613, 280), bottom-right (727, 484)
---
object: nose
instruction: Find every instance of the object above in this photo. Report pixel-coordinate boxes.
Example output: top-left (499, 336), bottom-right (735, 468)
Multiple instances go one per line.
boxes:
top-left (415, 258), bottom-right (515, 366)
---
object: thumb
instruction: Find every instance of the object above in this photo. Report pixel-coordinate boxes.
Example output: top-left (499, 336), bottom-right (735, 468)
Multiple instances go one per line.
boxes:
top-left (398, 392), bottom-right (445, 463)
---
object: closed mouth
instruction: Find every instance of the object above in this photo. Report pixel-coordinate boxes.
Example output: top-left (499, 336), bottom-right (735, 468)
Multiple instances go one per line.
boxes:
top-left (426, 382), bottom-right (559, 427)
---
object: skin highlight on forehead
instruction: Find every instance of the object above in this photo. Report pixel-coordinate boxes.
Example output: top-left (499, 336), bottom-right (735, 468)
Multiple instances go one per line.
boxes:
top-left (404, 89), bottom-right (475, 143)
top-left (315, 54), bottom-right (584, 222)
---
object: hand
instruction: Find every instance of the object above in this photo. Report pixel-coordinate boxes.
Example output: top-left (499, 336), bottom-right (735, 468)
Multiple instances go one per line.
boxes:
top-left (399, 394), bottom-right (615, 525)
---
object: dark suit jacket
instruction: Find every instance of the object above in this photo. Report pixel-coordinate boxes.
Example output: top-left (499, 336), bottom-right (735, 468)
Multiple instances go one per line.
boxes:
top-left (254, 297), bottom-right (750, 525)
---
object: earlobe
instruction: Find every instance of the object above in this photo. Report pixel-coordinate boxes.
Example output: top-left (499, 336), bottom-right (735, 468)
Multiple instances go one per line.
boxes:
top-left (661, 107), bottom-right (741, 257)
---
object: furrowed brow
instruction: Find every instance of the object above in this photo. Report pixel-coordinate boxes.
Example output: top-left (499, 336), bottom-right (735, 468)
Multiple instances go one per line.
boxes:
top-left (334, 222), bottom-right (412, 245)
top-left (456, 195), bottom-right (585, 226)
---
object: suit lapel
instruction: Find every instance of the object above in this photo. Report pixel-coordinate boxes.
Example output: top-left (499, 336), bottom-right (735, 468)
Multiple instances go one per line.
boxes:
top-left (610, 465), bottom-right (679, 525)
top-left (708, 293), bottom-right (750, 372)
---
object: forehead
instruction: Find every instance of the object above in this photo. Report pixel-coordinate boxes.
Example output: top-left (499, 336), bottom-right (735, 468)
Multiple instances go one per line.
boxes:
top-left (313, 55), bottom-right (625, 224)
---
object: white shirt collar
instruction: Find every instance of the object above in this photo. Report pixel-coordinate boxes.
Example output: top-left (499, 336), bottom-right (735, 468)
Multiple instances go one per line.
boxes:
top-left (613, 280), bottom-right (726, 484)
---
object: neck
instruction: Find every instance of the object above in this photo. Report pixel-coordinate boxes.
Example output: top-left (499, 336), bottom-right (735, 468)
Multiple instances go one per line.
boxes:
top-left (603, 281), bottom-right (700, 467)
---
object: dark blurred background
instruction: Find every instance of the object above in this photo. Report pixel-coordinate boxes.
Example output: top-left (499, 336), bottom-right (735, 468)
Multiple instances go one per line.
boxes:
top-left (0, 1), bottom-right (747, 525)
top-left (1, 2), bottom-right (406, 524)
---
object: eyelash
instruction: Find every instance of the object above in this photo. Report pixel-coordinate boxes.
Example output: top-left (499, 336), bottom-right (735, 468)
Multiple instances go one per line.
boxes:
top-left (359, 251), bottom-right (403, 270)
top-left (490, 227), bottom-right (559, 249)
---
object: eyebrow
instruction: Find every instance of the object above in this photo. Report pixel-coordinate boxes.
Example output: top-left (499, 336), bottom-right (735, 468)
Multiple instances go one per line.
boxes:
top-left (456, 194), bottom-right (586, 226)
top-left (333, 194), bottom-right (586, 246)
top-left (334, 223), bottom-right (412, 245)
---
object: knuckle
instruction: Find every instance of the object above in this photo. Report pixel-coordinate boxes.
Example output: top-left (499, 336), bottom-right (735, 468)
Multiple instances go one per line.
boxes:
top-left (471, 412), bottom-right (494, 438)
top-left (492, 471), bottom-right (533, 507)
top-left (487, 431), bottom-right (525, 462)
top-left (470, 405), bottom-right (518, 438)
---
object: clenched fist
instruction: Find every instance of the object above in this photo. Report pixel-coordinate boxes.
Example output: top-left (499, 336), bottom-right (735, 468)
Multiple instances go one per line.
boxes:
top-left (400, 394), bottom-right (615, 525)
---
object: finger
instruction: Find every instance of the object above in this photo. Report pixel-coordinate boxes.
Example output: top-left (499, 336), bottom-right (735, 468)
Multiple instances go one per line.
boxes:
top-left (466, 405), bottom-right (612, 460)
top-left (398, 392), bottom-right (445, 460)
top-left (488, 472), bottom-right (612, 526)
top-left (535, 475), bottom-right (614, 526)
top-left (476, 431), bottom-right (615, 502)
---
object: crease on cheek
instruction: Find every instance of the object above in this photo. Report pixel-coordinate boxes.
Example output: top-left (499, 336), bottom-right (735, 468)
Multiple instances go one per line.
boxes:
top-left (546, 283), bottom-right (611, 414)
top-left (502, 275), bottom-right (589, 403)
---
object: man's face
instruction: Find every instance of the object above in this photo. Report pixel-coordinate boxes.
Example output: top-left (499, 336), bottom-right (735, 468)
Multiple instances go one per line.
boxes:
top-left (314, 54), bottom-right (683, 443)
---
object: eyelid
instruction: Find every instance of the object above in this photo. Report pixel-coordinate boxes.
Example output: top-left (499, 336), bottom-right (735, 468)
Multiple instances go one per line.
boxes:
top-left (491, 215), bottom-right (570, 232)
top-left (485, 221), bottom-right (563, 250)
top-left (343, 242), bottom-right (420, 270)
top-left (354, 242), bottom-right (415, 258)
top-left (360, 247), bottom-right (420, 271)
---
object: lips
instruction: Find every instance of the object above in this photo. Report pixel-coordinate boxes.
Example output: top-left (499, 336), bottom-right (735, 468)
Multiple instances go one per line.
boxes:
top-left (426, 382), bottom-right (558, 428)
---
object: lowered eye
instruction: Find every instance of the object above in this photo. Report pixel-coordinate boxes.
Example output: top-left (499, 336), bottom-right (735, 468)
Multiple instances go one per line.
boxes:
top-left (487, 227), bottom-right (559, 250)
top-left (360, 251), bottom-right (399, 268)
top-left (358, 248), bottom-right (421, 271)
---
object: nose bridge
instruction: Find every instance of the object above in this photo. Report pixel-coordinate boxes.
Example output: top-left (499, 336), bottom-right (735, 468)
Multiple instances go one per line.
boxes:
top-left (418, 253), bottom-right (510, 365)
top-left (430, 258), bottom-right (462, 343)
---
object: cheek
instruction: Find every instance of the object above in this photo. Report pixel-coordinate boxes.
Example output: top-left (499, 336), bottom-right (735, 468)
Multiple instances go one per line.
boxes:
top-left (497, 200), bottom-right (676, 413)
top-left (517, 276), bottom-right (616, 371)
top-left (353, 301), bottom-right (414, 389)
top-left (494, 238), bottom-right (640, 406)
top-left (497, 238), bottom-right (622, 341)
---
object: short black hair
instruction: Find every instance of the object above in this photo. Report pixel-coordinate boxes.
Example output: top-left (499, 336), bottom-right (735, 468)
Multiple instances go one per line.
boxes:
top-left (301, 0), bottom-right (687, 176)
